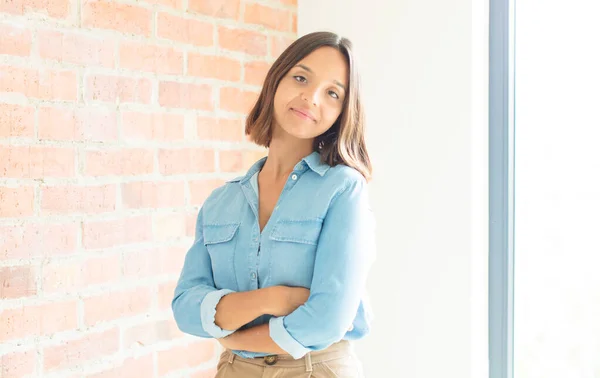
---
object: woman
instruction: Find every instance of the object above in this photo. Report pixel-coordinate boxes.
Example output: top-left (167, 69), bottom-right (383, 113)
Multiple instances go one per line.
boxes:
top-left (172, 31), bottom-right (376, 378)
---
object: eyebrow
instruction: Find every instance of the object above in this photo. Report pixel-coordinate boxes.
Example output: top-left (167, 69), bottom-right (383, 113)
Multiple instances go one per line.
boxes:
top-left (294, 64), bottom-right (347, 92)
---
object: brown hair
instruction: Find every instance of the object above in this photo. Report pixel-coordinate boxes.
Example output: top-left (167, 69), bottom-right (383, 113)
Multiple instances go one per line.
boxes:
top-left (245, 31), bottom-right (372, 181)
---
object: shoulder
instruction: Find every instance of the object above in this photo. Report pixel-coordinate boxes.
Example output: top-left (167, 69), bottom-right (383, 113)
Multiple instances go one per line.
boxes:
top-left (200, 180), bottom-right (244, 218)
top-left (325, 164), bottom-right (368, 191)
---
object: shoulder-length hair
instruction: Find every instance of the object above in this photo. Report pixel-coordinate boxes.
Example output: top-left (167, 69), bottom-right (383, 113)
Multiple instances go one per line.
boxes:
top-left (245, 31), bottom-right (372, 181)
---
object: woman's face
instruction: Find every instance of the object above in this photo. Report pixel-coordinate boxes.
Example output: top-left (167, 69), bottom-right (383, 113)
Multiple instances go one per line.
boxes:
top-left (272, 46), bottom-right (349, 142)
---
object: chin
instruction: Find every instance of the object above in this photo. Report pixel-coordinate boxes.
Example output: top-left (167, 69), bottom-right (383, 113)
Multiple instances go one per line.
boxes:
top-left (286, 128), bottom-right (318, 141)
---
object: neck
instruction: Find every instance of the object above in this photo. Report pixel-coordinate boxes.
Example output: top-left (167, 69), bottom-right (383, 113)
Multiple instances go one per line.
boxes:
top-left (261, 138), bottom-right (314, 181)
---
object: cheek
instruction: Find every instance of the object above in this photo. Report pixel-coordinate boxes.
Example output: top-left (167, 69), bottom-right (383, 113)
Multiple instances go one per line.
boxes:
top-left (274, 84), bottom-right (293, 108)
top-left (322, 106), bottom-right (343, 126)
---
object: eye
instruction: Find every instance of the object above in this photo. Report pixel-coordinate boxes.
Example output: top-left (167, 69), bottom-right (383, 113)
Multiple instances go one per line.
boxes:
top-left (293, 75), bottom-right (307, 83)
top-left (328, 90), bottom-right (340, 100)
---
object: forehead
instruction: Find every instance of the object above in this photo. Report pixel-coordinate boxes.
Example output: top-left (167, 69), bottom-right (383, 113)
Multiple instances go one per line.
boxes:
top-left (296, 47), bottom-right (348, 86)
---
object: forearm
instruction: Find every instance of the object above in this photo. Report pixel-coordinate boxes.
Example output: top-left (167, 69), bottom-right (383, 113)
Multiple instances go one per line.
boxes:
top-left (222, 323), bottom-right (288, 355)
top-left (214, 288), bottom-right (273, 331)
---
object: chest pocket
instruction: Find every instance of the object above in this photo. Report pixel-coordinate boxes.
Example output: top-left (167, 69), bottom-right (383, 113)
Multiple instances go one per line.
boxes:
top-left (203, 223), bottom-right (239, 246)
top-left (203, 223), bottom-right (239, 286)
top-left (269, 219), bottom-right (323, 245)
top-left (268, 219), bottom-right (323, 286)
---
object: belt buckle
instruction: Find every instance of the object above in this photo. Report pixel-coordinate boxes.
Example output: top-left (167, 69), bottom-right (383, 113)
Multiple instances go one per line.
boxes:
top-left (264, 355), bottom-right (278, 365)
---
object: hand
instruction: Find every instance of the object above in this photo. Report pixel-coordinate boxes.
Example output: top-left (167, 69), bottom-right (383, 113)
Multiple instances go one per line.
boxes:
top-left (266, 286), bottom-right (310, 317)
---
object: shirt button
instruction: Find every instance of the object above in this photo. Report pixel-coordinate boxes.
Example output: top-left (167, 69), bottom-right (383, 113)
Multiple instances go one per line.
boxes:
top-left (251, 272), bottom-right (257, 280)
top-left (291, 174), bottom-right (298, 180)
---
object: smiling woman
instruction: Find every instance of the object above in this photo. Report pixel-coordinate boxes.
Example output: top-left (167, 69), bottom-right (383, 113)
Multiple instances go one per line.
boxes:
top-left (172, 31), bottom-right (375, 378)
top-left (245, 31), bottom-right (371, 180)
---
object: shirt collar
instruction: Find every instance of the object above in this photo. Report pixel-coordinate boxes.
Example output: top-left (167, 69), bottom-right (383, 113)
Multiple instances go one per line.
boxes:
top-left (227, 151), bottom-right (330, 184)
top-left (302, 151), bottom-right (330, 176)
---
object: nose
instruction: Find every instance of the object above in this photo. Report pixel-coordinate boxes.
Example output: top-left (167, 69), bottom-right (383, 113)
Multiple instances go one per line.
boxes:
top-left (301, 87), bottom-right (319, 106)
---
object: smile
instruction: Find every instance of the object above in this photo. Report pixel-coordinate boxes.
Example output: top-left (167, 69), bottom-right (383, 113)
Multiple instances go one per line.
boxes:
top-left (291, 108), bottom-right (316, 122)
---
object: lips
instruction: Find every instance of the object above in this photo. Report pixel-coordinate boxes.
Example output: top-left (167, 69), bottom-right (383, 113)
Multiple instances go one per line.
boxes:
top-left (291, 108), bottom-right (316, 122)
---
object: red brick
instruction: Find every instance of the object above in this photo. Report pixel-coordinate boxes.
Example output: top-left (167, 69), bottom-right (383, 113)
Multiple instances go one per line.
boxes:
top-left (82, 215), bottom-right (153, 249)
top-left (87, 355), bottom-right (154, 378)
top-left (85, 74), bottom-right (152, 104)
top-left (38, 30), bottom-right (116, 67)
top-left (219, 150), bottom-right (242, 172)
top-left (121, 111), bottom-right (184, 141)
top-left (219, 87), bottom-right (258, 114)
top-left (292, 12), bottom-right (297, 33)
top-left (142, 0), bottom-right (181, 8)
top-left (279, 0), bottom-right (296, 5)
top-left (244, 3), bottom-right (291, 32)
top-left (119, 41), bottom-right (183, 75)
top-left (0, 65), bottom-right (77, 101)
top-left (83, 288), bottom-right (152, 326)
top-left (39, 106), bottom-right (118, 141)
top-left (0, 186), bottom-right (34, 217)
top-left (0, 301), bottom-right (78, 342)
top-left (157, 13), bottom-right (213, 47)
top-left (187, 53), bottom-right (241, 81)
top-left (218, 26), bottom-right (267, 55)
top-left (270, 35), bottom-right (295, 59)
top-left (40, 184), bottom-right (117, 214)
top-left (0, 23), bottom-right (32, 56)
top-left (158, 148), bottom-right (215, 175)
top-left (42, 260), bottom-right (79, 293)
top-left (42, 254), bottom-right (121, 293)
top-left (157, 280), bottom-right (176, 310)
top-left (43, 328), bottom-right (119, 372)
top-left (244, 60), bottom-right (270, 86)
top-left (163, 246), bottom-right (186, 274)
top-left (188, 179), bottom-right (224, 206)
top-left (122, 319), bottom-right (182, 349)
top-left (82, 254), bottom-right (121, 286)
top-left (185, 212), bottom-right (197, 237)
top-left (84, 148), bottom-right (154, 176)
top-left (0, 146), bottom-right (75, 178)
top-left (0, 349), bottom-right (36, 378)
top-left (0, 266), bottom-right (36, 299)
top-left (0, 0), bottom-right (71, 18)
top-left (123, 246), bottom-right (185, 278)
top-left (158, 81), bottom-right (212, 110)
top-left (188, 0), bottom-right (239, 19)
top-left (197, 117), bottom-right (243, 142)
top-left (122, 249), bottom-right (158, 278)
top-left (0, 223), bottom-right (77, 260)
top-left (121, 181), bottom-right (185, 209)
top-left (82, 0), bottom-right (151, 37)
top-left (156, 341), bottom-right (215, 376)
top-left (0, 104), bottom-right (35, 138)
top-left (153, 213), bottom-right (187, 241)
top-left (243, 149), bottom-right (267, 168)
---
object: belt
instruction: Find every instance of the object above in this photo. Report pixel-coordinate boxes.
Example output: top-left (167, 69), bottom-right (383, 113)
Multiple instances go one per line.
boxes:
top-left (223, 340), bottom-right (354, 371)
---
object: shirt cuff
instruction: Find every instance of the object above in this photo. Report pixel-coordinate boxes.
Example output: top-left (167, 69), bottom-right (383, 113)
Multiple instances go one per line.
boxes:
top-left (268, 316), bottom-right (311, 359)
top-left (200, 289), bottom-right (236, 339)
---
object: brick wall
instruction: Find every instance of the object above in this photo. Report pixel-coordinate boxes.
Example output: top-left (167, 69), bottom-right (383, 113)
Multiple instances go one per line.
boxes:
top-left (0, 0), bottom-right (296, 376)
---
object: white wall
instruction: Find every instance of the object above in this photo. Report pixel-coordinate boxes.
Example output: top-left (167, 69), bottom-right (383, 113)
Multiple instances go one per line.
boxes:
top-left (298, 1), bottom-right (489, 377)
top-left (514, 1), bottom-right (600, 377)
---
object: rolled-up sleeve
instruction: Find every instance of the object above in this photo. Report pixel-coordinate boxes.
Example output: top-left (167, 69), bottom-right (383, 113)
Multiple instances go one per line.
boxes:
top-left (269, 178), bottom-right (376, 359)
top-left (172, 208), bottom-right (238, 339)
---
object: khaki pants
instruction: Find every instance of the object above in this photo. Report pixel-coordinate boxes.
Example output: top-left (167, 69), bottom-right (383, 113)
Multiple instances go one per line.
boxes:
top-left (215, 340), bottom-right (365, 378)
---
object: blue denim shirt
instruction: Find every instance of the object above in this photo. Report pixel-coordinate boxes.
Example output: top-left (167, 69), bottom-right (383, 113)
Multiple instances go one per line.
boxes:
top-left (172, 151), bottom-right (376, 359)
